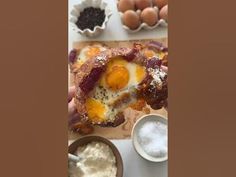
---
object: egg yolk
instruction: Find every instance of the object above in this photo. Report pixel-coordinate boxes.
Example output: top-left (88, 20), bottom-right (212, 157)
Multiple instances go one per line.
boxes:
top-left (158, 52), bottom-right (166, 60)
top-left (86, 47), bottom-right (101, 59)
top-left (76, 60), bottom-right (84, 67)
top-left (136, 65), bottom-right (146, 83)
top-left (106, 65), bottom-right (129, 91)
top-left (144, 50), bottom-right (155, 58)
top-left (107, 57), bottom-right (127, 70)
top-left (129, 99), bottom-right (146, 111)
top-left (85, 98), bottom-right (106, 123)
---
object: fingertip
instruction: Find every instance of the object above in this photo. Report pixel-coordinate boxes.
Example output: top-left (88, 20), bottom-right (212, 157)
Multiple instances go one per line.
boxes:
top-left (68, 98), bottom-right (76, 116)
top-left (161, 65), bottom-right (168, 73)
top-left (68, 86), bottom-right (76, 102)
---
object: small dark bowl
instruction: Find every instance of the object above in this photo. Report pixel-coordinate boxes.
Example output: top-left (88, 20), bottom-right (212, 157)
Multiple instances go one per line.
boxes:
top-left (68, 135), bottom-right (123, 177)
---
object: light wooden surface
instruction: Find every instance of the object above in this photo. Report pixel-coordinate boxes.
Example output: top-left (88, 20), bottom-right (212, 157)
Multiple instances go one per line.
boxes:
top-left (68, 38), bottom-right (168, 140)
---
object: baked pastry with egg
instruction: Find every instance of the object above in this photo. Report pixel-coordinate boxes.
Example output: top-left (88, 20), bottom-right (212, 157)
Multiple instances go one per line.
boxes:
top-left (144, 41), bottom-right (168, 66)
top-left (68, 42), bottom-right (168, 133)
top-left (69, 43), bottom-right (108, 73)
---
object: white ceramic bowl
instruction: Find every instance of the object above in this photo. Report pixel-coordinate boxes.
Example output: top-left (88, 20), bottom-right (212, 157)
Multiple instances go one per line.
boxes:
top-left (70, 0), bottom-right (112, 37)
top-left (68, 136), bottom-right (123, 177)
top-left (132, 114), bottom-right (168, 162)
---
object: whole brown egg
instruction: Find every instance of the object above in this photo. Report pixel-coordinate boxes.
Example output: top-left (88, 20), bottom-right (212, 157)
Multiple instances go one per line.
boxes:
top-left (153, 0), bottom-right (168, 9)
top-left (122, 10), bottom-right (141, 29)
top-left (134, 0), bottom-right (152, 10)
top-left (118, 0), bottom-right (135, 13)
top-left (159, 5), bottom-right (168, 22)
top-left (141, 7), bottom-right (158, 26)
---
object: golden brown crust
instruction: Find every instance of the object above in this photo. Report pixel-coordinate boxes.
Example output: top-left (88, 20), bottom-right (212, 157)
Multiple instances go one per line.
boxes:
top-left (73, 48), bottom-right (133, 127)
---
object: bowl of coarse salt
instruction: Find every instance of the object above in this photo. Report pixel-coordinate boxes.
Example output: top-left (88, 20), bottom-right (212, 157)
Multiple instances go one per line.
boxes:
top-left (132, 114), bottom-right (168, 162)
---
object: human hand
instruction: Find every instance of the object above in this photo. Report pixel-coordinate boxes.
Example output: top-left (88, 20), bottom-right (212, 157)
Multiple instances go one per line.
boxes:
top-left (68, 86), bottom-right (78, 119)
top-left (161, 65), bottom-right (168, 73)
top-left (68, 86), bottom-right (94, 134)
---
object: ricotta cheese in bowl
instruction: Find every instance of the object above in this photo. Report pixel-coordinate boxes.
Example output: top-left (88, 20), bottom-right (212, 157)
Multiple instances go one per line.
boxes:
top-left (69, 141), bottom-right (117, 177)
top-left (68, 136), bottom-right (123, 177)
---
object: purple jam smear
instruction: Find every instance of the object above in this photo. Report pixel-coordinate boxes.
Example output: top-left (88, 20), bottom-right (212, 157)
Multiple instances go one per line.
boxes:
top-left (137, 74), bottom-right (168, 110)
top-left (68, 49), bottom-right (77, 63)
top-left (79, 67), bottom-right (104, 93)
top-left (124, 48), bottom-right (139, 61)
top-left (148, 41), bottom-right (168, 52)
top-left (146, 57), bottom-right (162, 69)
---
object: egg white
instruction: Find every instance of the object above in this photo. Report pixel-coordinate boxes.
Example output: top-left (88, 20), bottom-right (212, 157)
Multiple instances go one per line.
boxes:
top-left (142, 48), bottom-right (166, 60)
top-left (126, 62), bottom-right (144, 88)
top-left (77, 45), bottom-right (107, 64)
top-left (87, 58), bottom-right (146, 122)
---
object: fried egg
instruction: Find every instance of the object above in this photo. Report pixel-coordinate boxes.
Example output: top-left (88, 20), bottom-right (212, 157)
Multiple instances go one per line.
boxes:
top-left (85, 57), bottom-right (147, 124)
top-left (76, 44), bottom-right (107, 67)
top-left (142, 48), bottom-right (166, 60)
top-left (85, 98), bottom-right (108, 123)
top-left (100, 57), bottom-right (146, 91)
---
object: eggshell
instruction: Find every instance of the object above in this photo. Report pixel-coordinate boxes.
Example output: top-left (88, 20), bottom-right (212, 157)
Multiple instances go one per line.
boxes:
top-left (141, 7), bottom-right (158, 26)
top-left (159, 5), bottom-right (168, 22)
top-left (118, 0), bottom-right (135, 12)
top-left (122, 10), bottom-right (141, 30)
top-left (134, 0), bottom-right (152, 10)
top-left (153, 0), bottom-right (168, 9)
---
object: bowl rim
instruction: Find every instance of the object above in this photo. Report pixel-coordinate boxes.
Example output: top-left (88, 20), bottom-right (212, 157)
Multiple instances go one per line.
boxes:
top-left (68, 135), bottom-right (123, 177)
top-left (131, 113), bottom-right (168, 162)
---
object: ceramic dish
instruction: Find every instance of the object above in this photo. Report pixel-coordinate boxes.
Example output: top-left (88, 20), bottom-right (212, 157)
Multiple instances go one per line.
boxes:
top-left (117, 5), bottom-right (167, 33)
top-left (132, 114), bottom-right (168, 162)
top-left (68, 135), bottom-right (123, 177)
top-left (70, 0), bottom-right (112, 37)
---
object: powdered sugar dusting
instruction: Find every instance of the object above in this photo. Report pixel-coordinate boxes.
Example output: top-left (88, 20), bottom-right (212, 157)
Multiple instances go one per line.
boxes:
top-left (148, 68), bottom-right (167, 88)
top-left (96, 55), bottom-right (106, 65)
